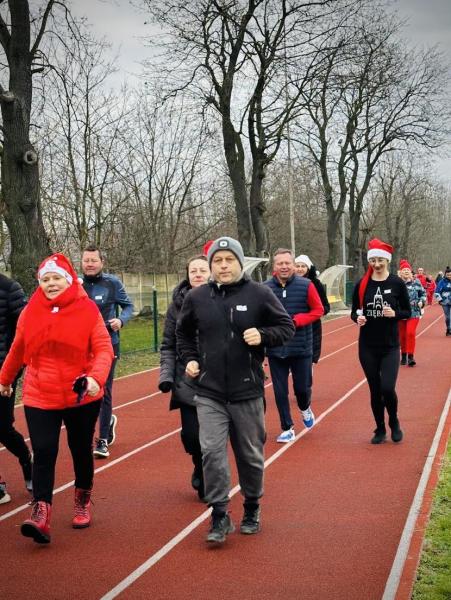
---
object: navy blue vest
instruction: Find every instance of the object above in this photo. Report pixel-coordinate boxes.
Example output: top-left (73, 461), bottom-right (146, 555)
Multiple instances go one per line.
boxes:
top-left (264, 275), bottom-right (313, 358)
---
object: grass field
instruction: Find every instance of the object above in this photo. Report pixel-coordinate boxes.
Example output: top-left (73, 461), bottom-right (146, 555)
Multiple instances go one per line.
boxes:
top-left (412, 441), bottom-right (451, 600)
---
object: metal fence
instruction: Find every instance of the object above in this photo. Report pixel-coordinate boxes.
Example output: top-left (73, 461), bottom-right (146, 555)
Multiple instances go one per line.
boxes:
top-left (117, 272), bottom-right (183, 316)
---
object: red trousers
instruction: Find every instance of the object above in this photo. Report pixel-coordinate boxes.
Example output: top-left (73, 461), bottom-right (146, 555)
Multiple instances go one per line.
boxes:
top-left (398, 318), bottom-right (419, 354)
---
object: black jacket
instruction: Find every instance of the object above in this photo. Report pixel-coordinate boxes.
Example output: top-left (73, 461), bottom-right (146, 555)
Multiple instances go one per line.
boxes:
top-left (307, 266), bottom-right (330, 363)
top-left (159, 280), bottom-right (198, 409)
top-left (0, 274), bottom-right (27, 365)
top-left (176, 275), bottom-right (295, 403)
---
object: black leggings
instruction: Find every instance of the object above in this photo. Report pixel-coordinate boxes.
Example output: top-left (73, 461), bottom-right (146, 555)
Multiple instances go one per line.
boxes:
top-left (24, 401), bottom-right (101, 503)
top-left (358, 344), bottom-right (400, 429)
top-left (179, 404), bottom-right (202, 468)
top-left (0, 379), bottom-right (31, 466)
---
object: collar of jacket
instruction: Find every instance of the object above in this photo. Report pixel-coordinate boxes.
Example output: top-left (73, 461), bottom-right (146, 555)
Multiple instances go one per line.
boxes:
top-left (209, 274), bottom-right (249, 294)
top-left (272, 273), bottom-right (296, 288)
top-left (172, 279), bottom-right (191, 308)
top-left (83, 273), bottom-right (103, 283)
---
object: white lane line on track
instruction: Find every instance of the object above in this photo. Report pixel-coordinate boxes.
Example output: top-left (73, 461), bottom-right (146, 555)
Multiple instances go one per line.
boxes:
top-left (0, 427), bottom-right (182, 522)
top-left (323, 323), bottom-right (354, 336)
top-left (381, 388), bottom-right (451, 600)
top-left (1, 311), bottom-right (443, 518)
top-left (1, 391), bottom-right (163, 453)
top-left (1, 323), bottom-right (360, 451)
top-left (99, 312), bottom-right (445, 599)
top-left (100, 378), bottom-right (368, 600)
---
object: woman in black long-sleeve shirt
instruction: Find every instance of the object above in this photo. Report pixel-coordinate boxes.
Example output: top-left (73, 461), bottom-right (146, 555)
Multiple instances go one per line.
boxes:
top-left (351, 239), bottom-right (411, 444)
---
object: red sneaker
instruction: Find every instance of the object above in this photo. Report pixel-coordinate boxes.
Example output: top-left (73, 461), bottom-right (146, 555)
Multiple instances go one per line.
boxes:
top-left (72, 488), bottom-right (92, 529)
top-left (21, 501), bottom-right (51, 544)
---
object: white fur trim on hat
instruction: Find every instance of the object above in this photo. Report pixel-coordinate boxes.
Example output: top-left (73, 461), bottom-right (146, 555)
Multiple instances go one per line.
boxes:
top-left (295, 254), bottom-right (313, 269)
top-left (367, 249), bottom-right (392, 261)
top-left (38, 260), bottom-right (73, 285)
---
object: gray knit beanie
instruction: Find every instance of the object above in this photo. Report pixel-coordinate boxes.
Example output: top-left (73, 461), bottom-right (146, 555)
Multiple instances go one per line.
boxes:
top-left (207, 237), bottom-right (245, 268)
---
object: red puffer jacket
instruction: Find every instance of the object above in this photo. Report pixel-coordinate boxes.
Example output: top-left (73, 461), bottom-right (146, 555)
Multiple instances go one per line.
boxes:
top-left (0, 309), bottom-right (113, 410)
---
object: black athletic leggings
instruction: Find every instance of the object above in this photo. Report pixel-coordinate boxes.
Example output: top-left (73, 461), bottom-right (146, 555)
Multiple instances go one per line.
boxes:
top-left (24, 400), bottom-right (101, 503)
top-left (358, 344), bottom-right (400, 429)
top-left (179, 404), bottom-right (202, 468)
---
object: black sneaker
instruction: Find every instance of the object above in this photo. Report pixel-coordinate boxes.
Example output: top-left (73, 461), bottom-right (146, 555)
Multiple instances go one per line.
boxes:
top-left (206, 512), bottom-right (235, 543)
top-left (407, 355), bottom-right (416, 367)
top-left (371, 428), bottom-right (387, 444)
top-left (93, 438), bottom-right (109, 458)
top-left (390, 419), bottom-right (403, 443)
top-left (107, 414), bottom-right (118, 446)
top-left (240, 504), bottom-right (261, 535)
top-left (400, 353), bottom-right (407, 365)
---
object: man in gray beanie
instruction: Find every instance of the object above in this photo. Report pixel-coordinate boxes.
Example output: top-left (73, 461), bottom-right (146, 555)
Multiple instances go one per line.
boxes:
top-left (177, 236), bottom-right (294, 544)
top-left (207, 236), bottom-right (245, 271)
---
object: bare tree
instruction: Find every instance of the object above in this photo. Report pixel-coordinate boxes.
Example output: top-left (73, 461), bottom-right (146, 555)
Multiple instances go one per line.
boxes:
top-left (293, 7), bottom-right (449, 276)
top-left (39, 30), bottom-right (130, 255)
top-left (0, 0), bottom-right (55, 292)
top-left (141, 0), bottom-right (357, 257)
top-left (109, 91), bottom-right (224, 272)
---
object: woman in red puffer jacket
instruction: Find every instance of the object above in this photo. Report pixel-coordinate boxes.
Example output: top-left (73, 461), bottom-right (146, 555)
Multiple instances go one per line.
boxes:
top-left (0, 253), bottom-right (113, 545)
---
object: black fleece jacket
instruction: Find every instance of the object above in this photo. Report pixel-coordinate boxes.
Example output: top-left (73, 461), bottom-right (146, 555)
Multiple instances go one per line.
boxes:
top-left (176, 275), bottom-right (295, 403)
top-left (0, 274), bottom-right (27, 365)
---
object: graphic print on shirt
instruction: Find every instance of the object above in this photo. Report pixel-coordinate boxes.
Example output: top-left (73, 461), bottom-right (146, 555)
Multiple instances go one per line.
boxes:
top-left (366, 286), bottom-right (390, 318)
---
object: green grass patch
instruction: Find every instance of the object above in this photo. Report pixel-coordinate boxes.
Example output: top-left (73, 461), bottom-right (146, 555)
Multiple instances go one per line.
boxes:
top-left (412, 441), bottom-right (451, 600)
top-left (119, 316), bottom-right (164, 354)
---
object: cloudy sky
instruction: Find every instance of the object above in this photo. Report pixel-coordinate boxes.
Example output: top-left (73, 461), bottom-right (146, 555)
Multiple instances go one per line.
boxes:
top-left (70, 0), bottom-right (451, 183)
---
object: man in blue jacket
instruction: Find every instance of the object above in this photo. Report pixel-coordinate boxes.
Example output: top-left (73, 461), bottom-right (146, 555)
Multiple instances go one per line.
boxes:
top-left (82, 245), bottom-right (134, 458)
top-left (264, 249), bottom-right (324, 443)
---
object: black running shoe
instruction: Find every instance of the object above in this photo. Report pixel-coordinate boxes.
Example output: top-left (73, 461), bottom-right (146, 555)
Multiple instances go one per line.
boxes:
top-left (371, 428), bottom-right (387, 444)
top-left (240, 504), bottom-right (261, 535)
top-left (206, 512), bottom-right (235, 543)
top-left (390, 419), bottom-right (403, 443)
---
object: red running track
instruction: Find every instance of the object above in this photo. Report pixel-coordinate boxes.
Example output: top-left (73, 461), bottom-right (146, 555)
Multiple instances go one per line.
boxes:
top-left (0, 308), bottom-right (449, 600)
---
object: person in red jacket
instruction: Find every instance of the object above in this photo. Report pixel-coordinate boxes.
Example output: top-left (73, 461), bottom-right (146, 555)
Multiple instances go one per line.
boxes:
top-left (0, 254), bottom-right (113, 544)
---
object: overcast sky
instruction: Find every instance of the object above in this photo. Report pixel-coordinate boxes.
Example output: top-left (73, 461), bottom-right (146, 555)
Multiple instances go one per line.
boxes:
top-left (70, 0), bottom-right (451, 184)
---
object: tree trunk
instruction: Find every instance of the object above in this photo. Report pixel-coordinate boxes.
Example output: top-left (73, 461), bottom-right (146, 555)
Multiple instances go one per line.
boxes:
top-left (222, 117), bottom-right (254, 254)
top-left (249, 157), bottom-right (268, 257)
top-left (0, 1), bottom-right (51, 294)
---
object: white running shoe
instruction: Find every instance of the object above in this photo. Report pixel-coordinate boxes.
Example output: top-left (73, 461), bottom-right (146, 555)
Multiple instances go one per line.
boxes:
top-left (276, 428), bottom-right (295, 443)
top-left (0, 480), bottom-right (11, 504)
top-left (301, 407), bottom-right (315, 428)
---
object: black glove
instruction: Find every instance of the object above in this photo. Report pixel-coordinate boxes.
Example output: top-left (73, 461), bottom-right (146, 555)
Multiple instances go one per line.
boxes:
top-left (159, 381), bottom-right (173, 393)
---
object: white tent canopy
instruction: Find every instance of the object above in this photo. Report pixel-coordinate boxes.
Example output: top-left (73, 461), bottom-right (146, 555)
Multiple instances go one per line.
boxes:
top-left (243, 256), bottom-right (269, 276)
top-left (319, 265), bottom-right (353, 308)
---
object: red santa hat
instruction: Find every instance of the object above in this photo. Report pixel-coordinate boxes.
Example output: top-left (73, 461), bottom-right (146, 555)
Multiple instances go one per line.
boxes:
top-left (367, 238), bottom-right (393, 261)
top-left (359, 238), bottom-right (394, 309)
top-left (38, 253), bottom-right (77, 285)
top-left (399, 259), bottom-right (412, 271)
top-left (202, 240), bottom-right (214, 257)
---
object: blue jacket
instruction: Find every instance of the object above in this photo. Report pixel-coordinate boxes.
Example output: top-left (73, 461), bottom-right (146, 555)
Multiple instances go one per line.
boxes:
top-left (435, 277), bottom-right (451, 305)
top-left (404, 279), bottom-right (426, 318)
top-left (82, 273), bottom-right (134, 347)
top-left (264, 274), bottom-right (313, 358)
